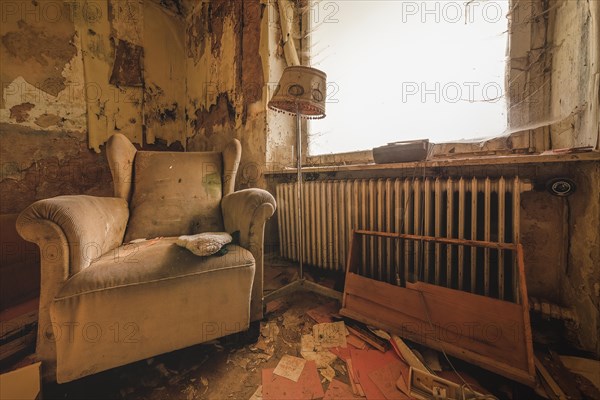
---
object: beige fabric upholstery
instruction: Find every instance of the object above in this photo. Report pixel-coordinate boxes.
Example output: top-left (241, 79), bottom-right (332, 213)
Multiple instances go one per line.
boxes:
top-left (17, 196), bottom-right (129, 275)
top-left (16, 134), bottom-right (275, 383)
top-left (222, 139), bottom-right (241, 196)
top-left (16, 196), bottom-right (129, 379)
top-left (222, 189), bottom-right (276, 320)
top-left (124, 151), bottom-right (224, 241)
top-left (106, 133), bottom-right (137, 202)
top-left (52, 238), bottom-right (254, 382)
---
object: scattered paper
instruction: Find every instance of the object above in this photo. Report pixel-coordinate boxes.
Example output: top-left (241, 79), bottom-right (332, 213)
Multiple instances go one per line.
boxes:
top-left (273, 355), bottom-right (307, 382)
top-left (319, 365), bottom-right (336, 382)
top-left (262, 361), bottom-right (325, 400)
top-left (300, 334), bottom-right (338, 368)
top-left (313, 321), bottom-right (347, 348)
top-left (249, 385), bottom-right (262, 400)
top-left (301, 334), bottom-right (319, 353)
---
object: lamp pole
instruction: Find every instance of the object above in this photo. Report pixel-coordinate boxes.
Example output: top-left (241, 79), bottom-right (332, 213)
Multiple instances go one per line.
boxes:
top-left (296, 103), bottom-right (304, 280)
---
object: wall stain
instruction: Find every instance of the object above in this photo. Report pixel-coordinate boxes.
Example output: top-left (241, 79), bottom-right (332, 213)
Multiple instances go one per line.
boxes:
top-left (1, 20), bottom-right (76, 96)
top-left (193, 93), bottom-right (236, 136)
top-left (9, 103), bottom-right (35, 123)
top-left (34, 114), bottom-right (63, 128)
top-left (110, 40), bottom-right (144, 87)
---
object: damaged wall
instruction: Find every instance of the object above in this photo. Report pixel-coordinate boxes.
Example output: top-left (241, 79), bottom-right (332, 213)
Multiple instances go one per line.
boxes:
top-left (185, 0), bottom-right (294, 191)
top-left (0, 0), bottom-right (111, 214)
top-left (508, 0), bottom-right (600, 150)
top-left (1, 0), bottom-right (188, 214)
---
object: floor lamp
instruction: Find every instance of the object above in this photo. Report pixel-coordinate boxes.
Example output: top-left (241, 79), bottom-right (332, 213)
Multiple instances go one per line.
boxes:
top-left (265, 66), bottom-right (341, 302)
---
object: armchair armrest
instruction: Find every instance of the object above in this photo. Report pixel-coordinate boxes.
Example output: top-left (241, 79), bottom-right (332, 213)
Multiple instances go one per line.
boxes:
top-left (16, 195), bottom-right (128, 368)
top-left (221, 189), bottom-right (276, 321)
top-left (17, 195), bottom-right (129, 275)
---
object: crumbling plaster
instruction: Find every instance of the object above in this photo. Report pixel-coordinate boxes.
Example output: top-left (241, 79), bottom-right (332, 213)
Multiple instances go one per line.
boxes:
top-left (508, 0), bottom-right (600, 150)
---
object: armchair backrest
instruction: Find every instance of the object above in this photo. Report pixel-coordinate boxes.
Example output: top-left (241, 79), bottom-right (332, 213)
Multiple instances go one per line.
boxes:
top-left (106, 134), bottom-right (241, 242)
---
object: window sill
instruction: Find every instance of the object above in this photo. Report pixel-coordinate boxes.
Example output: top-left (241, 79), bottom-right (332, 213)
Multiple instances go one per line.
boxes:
top-left (263, 150), bottom-right (599, 175)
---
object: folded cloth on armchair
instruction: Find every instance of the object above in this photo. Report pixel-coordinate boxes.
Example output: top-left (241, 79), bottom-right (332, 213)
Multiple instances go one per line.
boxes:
top-left (176, 232), bottom-right (233, 256)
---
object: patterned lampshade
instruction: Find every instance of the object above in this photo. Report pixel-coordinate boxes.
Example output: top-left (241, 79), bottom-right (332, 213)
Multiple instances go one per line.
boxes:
top-left (268, 66), bottom-right (327, 119)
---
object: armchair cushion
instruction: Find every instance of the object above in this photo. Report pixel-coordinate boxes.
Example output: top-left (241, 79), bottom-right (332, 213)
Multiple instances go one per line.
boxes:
top-left (57, 238), bottom-right (254, 298)
top-left (124, 151), bottom-right (224, 242)
top-left (52, 237), bottom-right (256, 382)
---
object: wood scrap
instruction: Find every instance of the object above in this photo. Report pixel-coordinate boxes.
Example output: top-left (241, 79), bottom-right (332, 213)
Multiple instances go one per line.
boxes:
top-left (341, 231), bottom-right (536, 386)
top-left (559, 355), bottom-right (600, 393)
top-left (323, 379), bottom-right (362, 399)
top-left (345, 358), bottom-right (364, 397)
top-left (535, 356), bottom-right (569, 400)
top-left (349, 349), bottom-right (400, 400)
top-left (368, 361), bottom-right (411, 400)
top-left (343, 320), bottom-right (388, 352)
top-left (537, 351), bottom-right (585, 400)
top-left (390, 335), bottom-right (428, 372)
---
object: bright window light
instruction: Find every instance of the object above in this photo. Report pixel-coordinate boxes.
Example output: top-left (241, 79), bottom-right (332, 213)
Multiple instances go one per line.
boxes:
top-left (308, 0), bottom-right (509, 155)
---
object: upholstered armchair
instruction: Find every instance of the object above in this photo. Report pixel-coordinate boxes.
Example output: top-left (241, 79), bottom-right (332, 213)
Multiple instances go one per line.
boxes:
top-left (16, 134), bottom-right (276, 383)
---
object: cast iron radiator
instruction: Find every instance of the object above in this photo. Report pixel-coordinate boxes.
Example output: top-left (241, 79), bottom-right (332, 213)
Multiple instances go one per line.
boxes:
top-left (276, 177), bottom-right (533, 301)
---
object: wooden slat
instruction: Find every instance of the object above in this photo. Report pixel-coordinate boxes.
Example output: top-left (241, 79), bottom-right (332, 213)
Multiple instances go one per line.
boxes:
top-left (341, 272), bottom-right (535, 386)
top-left (517, 244), bottom-right (535, 378)
top-left (352, 231), bottom-right (519, 250)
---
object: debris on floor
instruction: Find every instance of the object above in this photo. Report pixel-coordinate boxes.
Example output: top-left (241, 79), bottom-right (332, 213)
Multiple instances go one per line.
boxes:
top-left (262, 360), bottom-right (324, 400)
top-left (273, 355), bottom-right (306, 382)
top-left (33, 277), bottom-right (599, 400)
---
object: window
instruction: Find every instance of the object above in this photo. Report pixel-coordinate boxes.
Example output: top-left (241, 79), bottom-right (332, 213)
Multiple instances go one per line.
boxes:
top-left (308, 0), bottom-right (509, 155)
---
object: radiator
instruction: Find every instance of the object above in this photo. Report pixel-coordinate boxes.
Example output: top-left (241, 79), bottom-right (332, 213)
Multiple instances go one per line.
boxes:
top-left (276, 177), bottom-right (533, 301)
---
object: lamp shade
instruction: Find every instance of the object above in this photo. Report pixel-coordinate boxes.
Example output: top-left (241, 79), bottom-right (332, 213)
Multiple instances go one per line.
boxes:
top-left (268, 66), bottom-right (327, 119)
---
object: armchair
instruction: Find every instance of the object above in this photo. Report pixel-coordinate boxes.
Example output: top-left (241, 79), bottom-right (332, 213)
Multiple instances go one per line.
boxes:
top-left (16, 134), bottom-right (276, 383)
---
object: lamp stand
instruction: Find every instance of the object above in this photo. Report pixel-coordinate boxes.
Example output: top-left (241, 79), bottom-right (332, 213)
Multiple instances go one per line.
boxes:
top-left (264, 106), bottom-right (342, 304)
